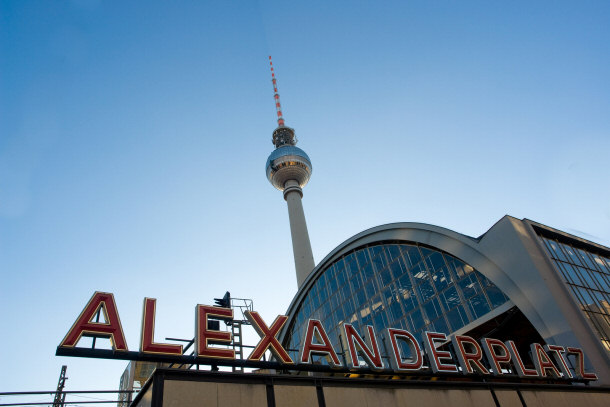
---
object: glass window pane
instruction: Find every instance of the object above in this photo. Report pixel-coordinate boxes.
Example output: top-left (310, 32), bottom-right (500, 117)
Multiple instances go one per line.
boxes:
top-left (345, 253), bottom-right (358, 275)
top-left (577, 248), bottom-right (597, 270)
top-left (485, 285), bottom-right (508, 308)
top-left (432, 264), bottom-right (452, 292)
top-left (355, 287), bottom-right (367, 306)
top-left (373, 309), bottom-right (387, 333)
top-left (372, 249), bottom-right (388, 271)
top-left (411, 263), bottom-right (429, 285)
top-left (410, 309), bottom-right (424, 332)
top-left (335, 304), bottom-right (345, 324)
top-left (327, 270), bottom-right (338, 293)
top-left (446, 305), bottom-right (469, 331)
top-left (336, 261), bottom-right (347, 288)
top-left (468, 293), bottom-right (491, 319)
top-left (562, 243), bottom-right (583, 266)
top-left (318, 281), bottom-right (328, 300)
top-left (591, 290), bottom-right (610, 313)
top-left (356, 248), bottom-right (370, 269)
top-left (361, 262), bottom-right (374, 281)
top-left (396, 266), bottom-right (413, 290)
top-left (402, 245), bottom-right (422, 267)
top-left (343, 296), bottom-right (355, 318)
top-left (453, 259), bottom-right (474, 279)
top-left (389, 297), bottom-right (403, 322)
top-left (578, 266), bottom-right (602, 291)
top-left (442, 285), bottom-right (461, 309)
top-left (319, 274), bottom-right (327, 292)
top-left (329, 293), bottom-right (340, 312)
top-left (390, 257), bottom-right (407, 280)
top-left (361, 312), bottom-right (372, 327)
top-left (350, 272), bottom-right (363, 292)
top-left (426, 252), bottom-right (445, 272)
top-left (401, 289), bottom-right (417, 313)
top-left (603, 257), bottom-right (610, 274)
top-left (365, 277), bottom-right (378, 299)
top-left (577, 288), bottom-right (595, 312)
top-left (593, 273), bottom-right (610, 295)
top-left (341, 282), bottom-right (352, 304)
top-left (380, 265), bottom-right (393, 286)
top-left (387, 245), bottom-right (401, 261)
top-left (424, 297), bottom-right (442, 321)
top-left (418, 279), bottom-right (435, 302)
top-left (590, 253), bottom-right (608, 273)
top-left (433, 317), bottom-right (449, 334)
top-left (545, 239), bottom-right (568, 262)
top-left (459, 274), bottom-right (480, 299)
top-left (556, 261), bottom-right (577, 285)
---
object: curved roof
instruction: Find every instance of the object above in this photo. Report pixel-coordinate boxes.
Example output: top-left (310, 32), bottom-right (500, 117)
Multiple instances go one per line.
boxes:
top-left (279, 218), bottom-right (580, 350)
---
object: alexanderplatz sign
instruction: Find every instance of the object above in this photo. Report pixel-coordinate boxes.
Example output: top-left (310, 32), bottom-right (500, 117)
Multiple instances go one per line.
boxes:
top-left (56, 292), bottom-right (598, 383)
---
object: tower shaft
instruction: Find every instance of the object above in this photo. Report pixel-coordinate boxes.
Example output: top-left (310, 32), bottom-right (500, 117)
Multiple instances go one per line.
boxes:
top-left (284, 180), bottom-right (315, 287)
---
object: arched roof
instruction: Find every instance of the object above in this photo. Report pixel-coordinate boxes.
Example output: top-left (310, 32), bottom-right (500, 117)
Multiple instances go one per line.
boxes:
top-left (280, 218), bottom-right (577, 348)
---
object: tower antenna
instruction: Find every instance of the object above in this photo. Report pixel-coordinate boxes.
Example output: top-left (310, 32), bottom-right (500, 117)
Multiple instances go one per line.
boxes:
top-left (269, 56), bottom-right (285, 127)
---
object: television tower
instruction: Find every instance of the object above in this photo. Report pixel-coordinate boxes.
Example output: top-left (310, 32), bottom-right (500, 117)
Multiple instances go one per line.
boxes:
top-left (265, 56), bottom-right (315, 288)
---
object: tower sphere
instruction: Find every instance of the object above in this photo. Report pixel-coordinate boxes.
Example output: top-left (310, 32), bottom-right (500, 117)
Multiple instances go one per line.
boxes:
top-left (266, 145), bottom-right (312, 191)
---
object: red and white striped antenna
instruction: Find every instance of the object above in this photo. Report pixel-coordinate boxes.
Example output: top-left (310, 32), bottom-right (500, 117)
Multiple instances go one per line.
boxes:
top-left (269, 56), bottom-right (285, 127)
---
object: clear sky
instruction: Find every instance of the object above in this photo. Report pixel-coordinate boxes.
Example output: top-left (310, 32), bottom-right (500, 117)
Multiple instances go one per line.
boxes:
top-left (1, 0), bottom-right (609, 401)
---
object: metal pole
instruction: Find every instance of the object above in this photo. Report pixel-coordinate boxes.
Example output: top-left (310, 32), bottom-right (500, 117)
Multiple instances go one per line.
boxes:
top-left (52, 365), bottom-right (67, 407)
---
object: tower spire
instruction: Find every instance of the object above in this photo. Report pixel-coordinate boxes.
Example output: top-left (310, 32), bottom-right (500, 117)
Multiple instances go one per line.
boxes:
top-left (268, 56), bottom-right (297, 148)
top-left (265, 57), bottom-right (315, 288)
top-left (269, 56), bottom-right (285, 127)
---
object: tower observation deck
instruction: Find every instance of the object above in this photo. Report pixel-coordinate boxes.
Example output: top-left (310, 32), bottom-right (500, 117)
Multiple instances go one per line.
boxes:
top-left (265, 56), bottom-right (315, 288)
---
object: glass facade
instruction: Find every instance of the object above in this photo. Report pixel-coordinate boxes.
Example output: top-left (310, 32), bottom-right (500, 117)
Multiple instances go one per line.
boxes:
top-left (283, 242), bottom-right (510, 364)
top-left (539, 236), bottom-right (610, 351)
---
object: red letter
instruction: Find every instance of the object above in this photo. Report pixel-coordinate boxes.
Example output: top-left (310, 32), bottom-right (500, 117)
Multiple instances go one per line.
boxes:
top-left (245, 311), bottom-right (293, 364)
top-left (300, 319), bottom-right (341, 368)
top-left (196, 305), bottom-right (234, 359)
top-left (342, 324), bottom-right (383, 371)
top-left (481, 338), bottom-right (511, 375)
top-left (60, 292), bottom-right (127, 351)
top-left (544, 345), bottom-right (572, 378)
top-left (385, 328), bottom-right (423, 371)
top-left (567, 347), bottom-right (598, 380)
top-left (140, 298), bottom-right (183, 355)
top-left (507, 340), bottom-right (539, 377)
top-left (451, 335), bottom-right (489, 375)
top-left (531, 343), bottom-right (561, 378)
top-left (423, 332), bottom-right (458, 373)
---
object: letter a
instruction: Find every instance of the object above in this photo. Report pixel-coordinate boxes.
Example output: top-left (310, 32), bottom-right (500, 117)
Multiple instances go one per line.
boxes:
top-left (60, 291), bottom-right (128, 351)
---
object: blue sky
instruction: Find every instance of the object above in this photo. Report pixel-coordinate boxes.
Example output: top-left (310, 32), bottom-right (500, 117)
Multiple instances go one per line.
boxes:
top-left (1, 0), bottom-right (609, 399)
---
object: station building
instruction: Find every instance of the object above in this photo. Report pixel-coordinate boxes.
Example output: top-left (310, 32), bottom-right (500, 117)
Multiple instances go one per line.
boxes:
top-left (279, 216), bottom-right (610, 384)
top-left (128, 216), bottom-right (610, 407)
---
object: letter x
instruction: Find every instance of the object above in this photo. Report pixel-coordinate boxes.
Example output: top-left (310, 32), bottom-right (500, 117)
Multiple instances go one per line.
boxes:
top-left (245, 311), bottom-right (294, 364)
